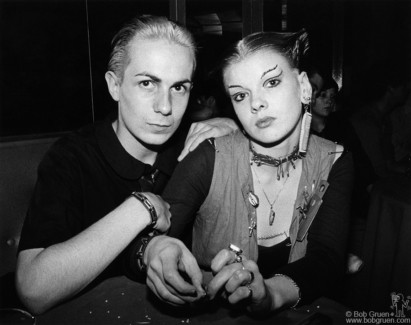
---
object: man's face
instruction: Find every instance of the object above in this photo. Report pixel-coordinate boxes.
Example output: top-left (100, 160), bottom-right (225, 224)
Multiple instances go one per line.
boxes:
top-left (107, 38), bottom-right (194, 152)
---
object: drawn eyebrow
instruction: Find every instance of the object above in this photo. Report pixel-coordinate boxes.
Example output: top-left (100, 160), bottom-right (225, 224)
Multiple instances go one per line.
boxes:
top-left (261, 65), bottom-right (279, 79)
top-left (135, 72), bottom-right (161, 83)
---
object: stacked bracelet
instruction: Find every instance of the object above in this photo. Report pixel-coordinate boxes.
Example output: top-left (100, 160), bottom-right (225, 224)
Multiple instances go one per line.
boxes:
top-left (131, 192), bottom-right (158, 228)
top-left (274, 273), bottom-right (301, 309)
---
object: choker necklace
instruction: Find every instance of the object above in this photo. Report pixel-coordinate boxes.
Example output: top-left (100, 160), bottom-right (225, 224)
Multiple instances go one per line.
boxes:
top-left (250, 143), bottom-right (302, 180)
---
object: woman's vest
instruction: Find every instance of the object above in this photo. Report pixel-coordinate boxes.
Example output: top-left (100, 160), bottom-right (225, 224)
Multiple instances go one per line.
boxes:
top-left (192, 130), bottom-right (339, 269)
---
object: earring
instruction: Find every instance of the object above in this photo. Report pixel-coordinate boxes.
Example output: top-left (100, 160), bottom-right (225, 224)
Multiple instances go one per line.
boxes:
top-left (298, 98), bottom-right (312, 156)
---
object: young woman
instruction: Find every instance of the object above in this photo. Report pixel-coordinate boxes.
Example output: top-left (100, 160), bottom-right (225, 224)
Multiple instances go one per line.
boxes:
top-left (143, 30), bottom-right (353, 314)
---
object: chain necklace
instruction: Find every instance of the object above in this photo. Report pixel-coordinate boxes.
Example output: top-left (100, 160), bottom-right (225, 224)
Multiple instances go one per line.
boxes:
top-left (251, 165), bottom-right (290, 226)
top-left (250, 143), bottom-right (301, 180)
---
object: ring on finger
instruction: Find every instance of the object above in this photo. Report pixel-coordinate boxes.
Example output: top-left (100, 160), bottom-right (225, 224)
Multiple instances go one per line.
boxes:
top-left (247, 271), bottom-right (254, 284)
top-left (246, 284), bottom-right (253, 299)
top-left (235, 254), bottom-right (243, 263)
top-left (229, 244), bottom-right (243, 255)
top-left (229, 244), bottom-right (243, 263)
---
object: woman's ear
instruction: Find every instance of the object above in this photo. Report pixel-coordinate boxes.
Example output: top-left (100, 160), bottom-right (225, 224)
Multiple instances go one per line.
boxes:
top-left (105, 71), bottom-right (120, 102)
top-left (298, 71), bottom-right (312, 103)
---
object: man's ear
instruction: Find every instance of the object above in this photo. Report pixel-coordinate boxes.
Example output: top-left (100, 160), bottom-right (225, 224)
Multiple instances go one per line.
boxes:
top-left (105, 71), bottom-right (120, 101)
top-left (298, 71), bottom-right (312, 103)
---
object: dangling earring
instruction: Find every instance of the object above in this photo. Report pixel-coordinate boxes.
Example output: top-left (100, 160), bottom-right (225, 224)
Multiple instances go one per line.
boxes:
top-left (298, 98), bottom-right (312, 156)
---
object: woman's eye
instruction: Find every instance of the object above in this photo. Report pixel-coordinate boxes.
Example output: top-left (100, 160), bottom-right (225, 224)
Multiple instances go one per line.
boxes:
top-left (233, 93), bottom-right (248, 102)
top-left (265, 78), bottom-right (280, 88)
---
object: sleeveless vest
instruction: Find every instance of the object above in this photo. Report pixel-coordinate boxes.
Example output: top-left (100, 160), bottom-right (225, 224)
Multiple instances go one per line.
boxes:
top-left (192, 130), bottom-right (338, 269)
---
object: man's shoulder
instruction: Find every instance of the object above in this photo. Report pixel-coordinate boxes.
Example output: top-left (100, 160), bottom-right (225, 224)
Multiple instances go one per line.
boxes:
top-left (42, 122), bottom-right (103, 170)
top-left (52, 123), bottom-right (98, 154)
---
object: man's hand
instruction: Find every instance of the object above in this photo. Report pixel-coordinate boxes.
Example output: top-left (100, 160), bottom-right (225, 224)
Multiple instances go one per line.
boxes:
top-left (141, 193), bottom-right (171, 233)
top-left (178, 118), bottom-right (238, 161)
top-left (144, 236), bottom-right (205, 305)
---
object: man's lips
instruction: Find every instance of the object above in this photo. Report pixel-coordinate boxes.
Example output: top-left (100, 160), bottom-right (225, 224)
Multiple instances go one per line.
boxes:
top-left (147, 122), bottom-right (172, 128)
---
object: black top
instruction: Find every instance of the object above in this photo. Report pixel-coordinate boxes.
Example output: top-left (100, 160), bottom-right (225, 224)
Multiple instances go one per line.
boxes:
top-left (311, 112), bottom-right (376, 256)
top-left (163, 140), bottom-right (353, 305)
top-left (18, 117), bottom-right (183, 285)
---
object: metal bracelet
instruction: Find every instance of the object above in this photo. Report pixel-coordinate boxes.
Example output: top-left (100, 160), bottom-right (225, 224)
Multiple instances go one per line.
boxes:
top-left (274, 273), bottom-right (301, 309)
top-left (131, 192), bottom-right (158, 227)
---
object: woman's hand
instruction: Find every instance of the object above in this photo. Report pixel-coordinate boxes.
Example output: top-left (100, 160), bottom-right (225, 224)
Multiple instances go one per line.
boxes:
top-left (206, 248), bottom-right (273, 314)
top-left (178, 118), bottom-right (238, 161)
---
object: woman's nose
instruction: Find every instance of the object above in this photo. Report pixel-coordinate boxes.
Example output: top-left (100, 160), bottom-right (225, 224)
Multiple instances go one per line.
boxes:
top-left (250, 96), bottom-right (268, 113)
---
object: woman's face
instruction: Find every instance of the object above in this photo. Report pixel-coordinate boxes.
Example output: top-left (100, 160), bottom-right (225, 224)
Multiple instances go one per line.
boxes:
top-left (312, 87), bottom-right (337, 117)
top-left (223, 49), bottom-right (311, 145)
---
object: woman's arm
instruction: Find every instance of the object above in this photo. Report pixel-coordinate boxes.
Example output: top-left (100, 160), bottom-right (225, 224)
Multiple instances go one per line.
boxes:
top-left (164, 140), bottom-right (215, 238)
top-left (275, 151), bottom-right (354, 305)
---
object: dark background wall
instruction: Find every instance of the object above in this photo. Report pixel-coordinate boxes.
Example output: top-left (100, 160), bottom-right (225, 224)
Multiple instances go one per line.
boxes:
top-left (0, 0), bottom-right (410, 138)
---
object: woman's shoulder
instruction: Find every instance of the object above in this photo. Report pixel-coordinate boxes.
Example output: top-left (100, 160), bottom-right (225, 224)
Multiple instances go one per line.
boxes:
top-left (309, 134), bottom-right (337, 149)
top-left (214, 129), bottom-right (248, 151)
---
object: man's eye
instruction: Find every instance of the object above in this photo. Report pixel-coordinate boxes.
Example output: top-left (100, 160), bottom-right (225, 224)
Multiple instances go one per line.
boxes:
top-left (139, 80), bottom-right (154, 89)
top-left (172, 85), bottom-right (187, 93)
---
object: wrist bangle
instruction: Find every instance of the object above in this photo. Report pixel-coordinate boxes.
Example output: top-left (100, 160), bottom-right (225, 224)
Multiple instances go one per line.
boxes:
top-left (274, 274), bottom-right (301, 309)
top-left (136, 235), bottom-right (155, 273)
top-left (131, 192), bottom-right (158, 228)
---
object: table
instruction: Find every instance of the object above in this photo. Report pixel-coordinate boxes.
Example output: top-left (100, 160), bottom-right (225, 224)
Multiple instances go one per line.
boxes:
top-left (32, 276), bottom-right (348, 325)
top-left (346, 173), bottom-right (411, 311)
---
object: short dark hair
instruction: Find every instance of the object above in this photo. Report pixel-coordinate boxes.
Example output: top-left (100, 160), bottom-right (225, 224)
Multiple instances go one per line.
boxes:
top-left (221, 29), bottom-right (309, 75)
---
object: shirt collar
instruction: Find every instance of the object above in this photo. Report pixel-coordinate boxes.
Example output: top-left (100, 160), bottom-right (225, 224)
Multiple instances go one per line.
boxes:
top-left (95, 118), bottom-right (182, 180)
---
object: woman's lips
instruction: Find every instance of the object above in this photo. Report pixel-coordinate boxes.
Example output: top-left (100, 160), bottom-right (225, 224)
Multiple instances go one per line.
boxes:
top-left (255, 117), bottom-right (276, 128)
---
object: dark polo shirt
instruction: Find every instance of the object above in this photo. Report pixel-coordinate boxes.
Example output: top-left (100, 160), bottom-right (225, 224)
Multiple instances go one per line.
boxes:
top-left (18, 117), bottom-right (183, 282)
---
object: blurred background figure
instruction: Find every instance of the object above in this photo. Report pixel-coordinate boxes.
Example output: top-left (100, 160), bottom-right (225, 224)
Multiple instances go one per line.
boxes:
top-left (350, 62), bottom-right (411, 178)
top-left (306, 59), bottom-right (378, 275)
top-left (310, 74), bottom-right (340, 139)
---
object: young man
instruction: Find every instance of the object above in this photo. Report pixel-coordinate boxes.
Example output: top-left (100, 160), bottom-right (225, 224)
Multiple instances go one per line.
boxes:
top-left (16, 15), bottom-right (236, 314)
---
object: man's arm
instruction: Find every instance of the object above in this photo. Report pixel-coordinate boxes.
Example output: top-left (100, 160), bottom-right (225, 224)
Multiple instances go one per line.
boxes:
top-left (16, 192), bottom-right (170, 315)
top-left (143, 235), bottom-right (205, 305)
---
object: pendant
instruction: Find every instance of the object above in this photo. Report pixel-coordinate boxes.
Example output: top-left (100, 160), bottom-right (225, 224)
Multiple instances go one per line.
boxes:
top-left (248, 192), bottom-right (259, 208)
top-left (269, 207), bottom-right (275, 226)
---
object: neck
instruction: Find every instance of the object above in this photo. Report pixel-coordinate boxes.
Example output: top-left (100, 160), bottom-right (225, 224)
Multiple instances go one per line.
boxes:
top-left (250, 135), bottom-right (299, 159)
top-left (311, 114), bottom-right (326, 133)
top-left (112, 120), bottom-right (158, 165)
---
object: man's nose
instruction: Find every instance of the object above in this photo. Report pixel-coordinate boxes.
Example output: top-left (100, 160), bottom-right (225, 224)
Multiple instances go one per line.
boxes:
top-left (154, 90), bottom-right (172, 115)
